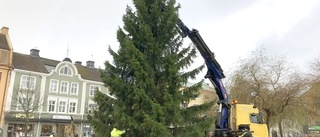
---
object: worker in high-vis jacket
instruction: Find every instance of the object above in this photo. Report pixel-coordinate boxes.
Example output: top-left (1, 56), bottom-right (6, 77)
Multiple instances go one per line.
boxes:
top-left (110, 127), bottom-right (126, 137)
top-left (239, 125), bottom-right (252, 137)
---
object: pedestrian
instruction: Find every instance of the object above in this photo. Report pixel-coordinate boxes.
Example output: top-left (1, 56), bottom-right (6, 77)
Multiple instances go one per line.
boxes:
top-left (110, 127), bottom-right (126, 137)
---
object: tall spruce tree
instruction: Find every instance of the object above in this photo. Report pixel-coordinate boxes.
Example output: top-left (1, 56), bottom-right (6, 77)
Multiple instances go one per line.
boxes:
top-left (88, 0), bottom-right (215, 136)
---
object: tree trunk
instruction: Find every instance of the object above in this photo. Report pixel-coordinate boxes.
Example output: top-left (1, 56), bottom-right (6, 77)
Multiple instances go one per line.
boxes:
top-left (278, 120), bottom-right (283, 137)
top-left (265, 113), bottom-right (271, 131)
top-left (24, 121), bottom-right (28, 137)
top-left (24, 114), bottom-right (30, 137)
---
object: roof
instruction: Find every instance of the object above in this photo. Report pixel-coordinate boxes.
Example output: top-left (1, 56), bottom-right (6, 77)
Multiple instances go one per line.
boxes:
top-left (0, 34), bottom-right (9, 50)
top-left (75, 64), bottom-right (103, 82)
top-left (12, 52), bottom-right (103, 82)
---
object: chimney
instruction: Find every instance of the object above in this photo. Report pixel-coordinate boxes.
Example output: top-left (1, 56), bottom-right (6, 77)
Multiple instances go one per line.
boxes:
top-left (1, 26), bottom-right (9, 35)
top-left (86, 60), bottom-right (95, 68)
top-left (75, 61), bottom-right (82, 65)
top-left (30, 49), bottom-right (40, 58)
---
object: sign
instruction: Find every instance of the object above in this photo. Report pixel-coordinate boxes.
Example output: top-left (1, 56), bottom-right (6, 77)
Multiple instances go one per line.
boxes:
top-left (52, 115), bottom-right (71, 120)
top-left (308, 126), bottom-right (320, 131)
top-left (15, 114), bottom-right (34, 119)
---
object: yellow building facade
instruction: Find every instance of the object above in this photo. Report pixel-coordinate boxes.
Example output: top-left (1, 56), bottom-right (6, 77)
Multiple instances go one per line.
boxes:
top-left (0, 26), bottom-right (13, 129)
top-left (181, 83), bottom-right (216, 108)
top-left (188, 83), bottom-right (216, 107)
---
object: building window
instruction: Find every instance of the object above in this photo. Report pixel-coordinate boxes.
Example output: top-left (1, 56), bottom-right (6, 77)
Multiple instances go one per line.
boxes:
top-left (70, 83), bottom-right (78, 94)
top-left (17, 97), bottom-right (29, 111)
top-left (41, 125), bottom-right (53, 136)
top-left (59, 66), bottom-right (72, 75)
top-left (44, 65), bottom-right (56, 73)
top-left (181, 102), bottom-right (188, 108)
top-left (48, 100), bottom-right (56, 112)
top-left (9, 124), bottom-right (34, 137)
top-left (88, 103), bottom-right (97, 113)
top-left (69, 102), bottom-right (76, 113)
top-left (58, 101), bottom-right (66, 112)
top-left (49, 80), bottom-right (59, 92)
top-left (60, 81), bottom-right (69, 94)
top-left (89, 86), bottom-right (100, 96)
top-left (20, 75), bottom-right (36, 90)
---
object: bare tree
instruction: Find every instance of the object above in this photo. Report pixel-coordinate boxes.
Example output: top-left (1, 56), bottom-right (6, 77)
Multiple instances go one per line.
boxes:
top-left (228, 47), bottom-right (308, 137)
top-left (7, 75), bottom-right (43, 137)
top-left (302, 56), bottom-right (320, 125)
top-left (309, 56), bottom-right (320, 81)
top-left (64, 116), bottom-right (80, 137)
top-left (302, 81), bottom-right (320, 123)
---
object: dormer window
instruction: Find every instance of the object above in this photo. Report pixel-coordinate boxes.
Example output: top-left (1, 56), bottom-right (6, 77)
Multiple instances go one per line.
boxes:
top-left (59, 66), bottom-right (72, 75)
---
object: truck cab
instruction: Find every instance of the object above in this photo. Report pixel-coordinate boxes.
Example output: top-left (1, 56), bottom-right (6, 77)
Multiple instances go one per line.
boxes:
top-left (230, 101), bottom-right (269, 137)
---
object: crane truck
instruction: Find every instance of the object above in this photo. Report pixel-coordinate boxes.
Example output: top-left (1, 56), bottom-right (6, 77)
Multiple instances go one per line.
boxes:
top-left (175, 15), bottom-right (269, 137)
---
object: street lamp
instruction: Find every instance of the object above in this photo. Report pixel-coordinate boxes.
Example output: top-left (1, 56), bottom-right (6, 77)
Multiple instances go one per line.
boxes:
top-left (250, 91), bottom-right (258, 108)
top-left (250, 92), bottom-right (257, 97)
top-left (169, 123), bottom-right (174, 135)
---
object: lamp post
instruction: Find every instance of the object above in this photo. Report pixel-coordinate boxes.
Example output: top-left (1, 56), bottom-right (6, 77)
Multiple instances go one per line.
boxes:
top-left (169, 123), bottom-right (174, 136)
top-left (250, 92), bottom-right (258, 106)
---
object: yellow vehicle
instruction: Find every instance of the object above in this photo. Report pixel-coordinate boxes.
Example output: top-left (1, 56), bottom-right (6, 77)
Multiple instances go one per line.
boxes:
top-left (230, 100), bottom-right (269, 137)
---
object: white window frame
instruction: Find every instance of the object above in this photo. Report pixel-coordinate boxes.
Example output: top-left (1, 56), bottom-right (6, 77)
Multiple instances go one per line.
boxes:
top-left (88, 100), bottom-right (98, 114)
top-left (58, 101), bottom-right (67, 113)
top-left (16, 91), bottom-right (36, 112)
top-left (20, 75), bottom-right (36, 90)
top-left (48, 100), bottom-right (56, 112)
top-left (89, 85), bottom-right (101, 97)
top-left (16, 96), bottom-right (30, 111)
top-left (49, 79), bottom-right (59, 93)
top-left (68, 102), bottom-right (77, 113)
top-left (60, 81), bottom-right (69, 94)
top-left (70, 82), bottom-right (79, 95)
top-left (68, 98), bottom-right (78, 114)
top-left (59, 66), bottom-right (72, 76)
top-left (181, 101), bottom-right (189, 108)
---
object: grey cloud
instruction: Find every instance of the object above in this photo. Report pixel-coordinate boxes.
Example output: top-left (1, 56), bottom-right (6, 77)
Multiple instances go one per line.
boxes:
top-left (261, 3), bottom-right (320, 69)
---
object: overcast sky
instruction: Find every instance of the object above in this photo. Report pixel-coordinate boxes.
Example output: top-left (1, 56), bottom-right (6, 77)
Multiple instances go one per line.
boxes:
top-left (1, 0), bottom-right (319, 81)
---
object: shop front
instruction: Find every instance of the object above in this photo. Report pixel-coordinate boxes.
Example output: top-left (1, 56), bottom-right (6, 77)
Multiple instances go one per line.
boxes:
top-left (4, 113), bottom-right (86, 137)
top-left (7, 123), bottom-right (35, 137)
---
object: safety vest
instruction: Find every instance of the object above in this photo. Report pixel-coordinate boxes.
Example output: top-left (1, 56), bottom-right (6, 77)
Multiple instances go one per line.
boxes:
top-left (111, 128), bottom-right (125, 137)
top-left (240, 132), bottom-right (247, 137)
top-left (240, 131), bottom-right (252, 137)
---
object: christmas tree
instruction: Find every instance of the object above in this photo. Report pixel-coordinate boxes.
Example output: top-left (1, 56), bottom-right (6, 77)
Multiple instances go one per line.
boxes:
top-left (88, 0), bottom-right (214, 136)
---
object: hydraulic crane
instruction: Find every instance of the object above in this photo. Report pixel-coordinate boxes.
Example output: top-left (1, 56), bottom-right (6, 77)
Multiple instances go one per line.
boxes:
top-left (176, 18), bottom-right (231, 137)
top-left (161, 6), bottom-right (268, 137)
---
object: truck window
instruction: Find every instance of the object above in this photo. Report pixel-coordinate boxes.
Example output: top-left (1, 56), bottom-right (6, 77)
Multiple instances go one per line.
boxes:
top-left (250, 113), bottom-right (263, 124)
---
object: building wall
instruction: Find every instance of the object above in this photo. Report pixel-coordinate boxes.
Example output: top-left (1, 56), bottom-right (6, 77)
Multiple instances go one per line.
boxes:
top-left (0, 27), bottom-right (13, 129)
top-left (4, 61), bottom-right (108, 137)
top-left (181, 83), bottom-right (216, 108)
top-left (3, 47), bottom-right (217, 137)
top-left (0, 68), bottom-right (11, 127)
top-left (188, 89), bottom-right (216, 107)
top-left (7, 71), bottom-right (42, 111)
